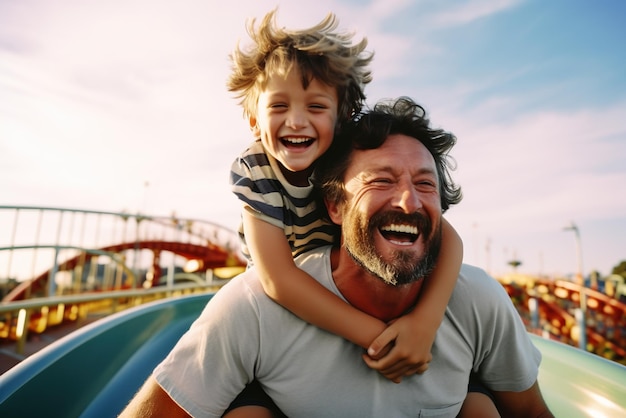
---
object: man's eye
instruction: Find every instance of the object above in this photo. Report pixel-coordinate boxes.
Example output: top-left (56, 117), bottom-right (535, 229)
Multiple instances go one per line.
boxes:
top-left (416, 181), bottom-right (436, 189)
top-left (371, 178), bottom-right (392, 184)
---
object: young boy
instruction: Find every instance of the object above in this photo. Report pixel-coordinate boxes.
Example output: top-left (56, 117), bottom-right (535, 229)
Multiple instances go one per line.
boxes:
top-left (226, 9), bottom-right (478, 417)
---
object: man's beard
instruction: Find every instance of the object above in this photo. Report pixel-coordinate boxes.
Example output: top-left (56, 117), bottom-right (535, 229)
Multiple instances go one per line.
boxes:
top-left (343, 209), bottom-right (441, 286)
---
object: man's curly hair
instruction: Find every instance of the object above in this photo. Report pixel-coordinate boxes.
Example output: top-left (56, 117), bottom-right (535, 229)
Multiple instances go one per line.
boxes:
top-left (315, 97), bottom-right (463, 213)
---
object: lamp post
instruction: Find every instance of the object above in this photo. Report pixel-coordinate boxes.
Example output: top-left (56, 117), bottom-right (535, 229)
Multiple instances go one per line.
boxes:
top-left (563, 222), bottom-right (584, 286)
top-left (563, 221), bottom-right (587, 350)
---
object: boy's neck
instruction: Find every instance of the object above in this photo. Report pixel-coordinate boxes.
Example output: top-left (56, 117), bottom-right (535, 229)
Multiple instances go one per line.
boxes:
top-left (279, 163), bottom-right (314, 187)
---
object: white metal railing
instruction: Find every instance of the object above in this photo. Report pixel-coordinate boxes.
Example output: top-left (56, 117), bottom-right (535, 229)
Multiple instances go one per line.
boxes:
top-left (0, 280), bottom-right (228, 356)
top-left (0, 205), bottom-right (245, 285)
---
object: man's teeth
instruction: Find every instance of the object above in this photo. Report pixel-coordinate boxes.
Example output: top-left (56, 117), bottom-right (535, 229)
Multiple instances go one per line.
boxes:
top-left (381, 224), bottom-right (418, 235)
top-left (380, 223), bottom-right (418, 245)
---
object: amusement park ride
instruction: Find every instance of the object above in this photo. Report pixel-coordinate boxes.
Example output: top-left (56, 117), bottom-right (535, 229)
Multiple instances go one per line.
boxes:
top-left (500, 275), bottom-right (626, 364)
top-left (1, 206), bottom-right (625, 417)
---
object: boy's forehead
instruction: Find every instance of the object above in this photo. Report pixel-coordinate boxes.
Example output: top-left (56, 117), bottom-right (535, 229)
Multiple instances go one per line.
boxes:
top-left (257, 67), bottom-right (338, 98)
top-left (260, 65), bottom-right (309, 86)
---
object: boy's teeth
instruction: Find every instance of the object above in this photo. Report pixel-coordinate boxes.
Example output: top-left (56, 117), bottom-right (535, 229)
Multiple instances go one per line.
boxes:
top-left (285, 137), bottom-right (311, 144)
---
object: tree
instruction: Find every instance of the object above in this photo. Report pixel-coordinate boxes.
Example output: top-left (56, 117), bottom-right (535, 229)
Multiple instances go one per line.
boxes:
top-left (508, 259), bottom-right (522, 272)
top-left (612, 260), bottom-right (626, 279)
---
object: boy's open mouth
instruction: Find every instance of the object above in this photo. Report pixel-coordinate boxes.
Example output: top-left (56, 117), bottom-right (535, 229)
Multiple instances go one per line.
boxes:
top-left (282, 137), bottom-right (314, 149)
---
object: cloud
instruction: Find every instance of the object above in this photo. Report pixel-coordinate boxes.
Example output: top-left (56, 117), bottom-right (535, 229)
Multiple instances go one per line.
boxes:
top-left (439, 97), bottom-right (626, 275)
top-left (1, 0), bottom-right (624, 277)
top-left (429, 0), bottom-right (524, 27)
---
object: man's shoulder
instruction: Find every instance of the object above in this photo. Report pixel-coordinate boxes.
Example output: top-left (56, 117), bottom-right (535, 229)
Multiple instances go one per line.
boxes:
top-left (459, 263), bottom-right (489, 280)
top-left (455, 264), bottom-right (507, 297)
top-left (292, 246), bottom-right (334, 286)
top-left (294, 246), bottom-right (332, 270)
top-left (216, 267), bottom-right (263, 301)
top-left (227, 246), bottom-right (331, 295)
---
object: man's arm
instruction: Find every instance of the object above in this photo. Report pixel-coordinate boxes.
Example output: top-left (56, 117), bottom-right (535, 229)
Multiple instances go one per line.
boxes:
top-left (118, 375), bottom-right (190, 418)
top-left (491, 381), bottom-right (554, 418)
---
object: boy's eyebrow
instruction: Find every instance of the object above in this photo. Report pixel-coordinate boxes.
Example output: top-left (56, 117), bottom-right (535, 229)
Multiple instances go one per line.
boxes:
top-left (309, 92), bottom-right (335, 99)
top-left (263, 91), bottom-right (335, 100)
top-left (302, 89), bottom-right (337, 100)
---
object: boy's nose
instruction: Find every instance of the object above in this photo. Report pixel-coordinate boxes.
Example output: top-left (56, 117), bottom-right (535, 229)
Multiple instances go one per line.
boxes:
top-left (285, 110), bottom-right (307, 129)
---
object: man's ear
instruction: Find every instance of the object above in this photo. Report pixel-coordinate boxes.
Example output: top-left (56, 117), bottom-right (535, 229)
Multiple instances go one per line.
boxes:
top-left (325, 197), bottom-right (343, 225)
top-left (248, 116), bottom-right (261, 137)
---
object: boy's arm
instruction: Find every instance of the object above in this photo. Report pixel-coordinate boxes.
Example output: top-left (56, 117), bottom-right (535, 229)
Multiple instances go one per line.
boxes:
top-left (243, 208), bottom-right (386, 349)
top-left (363, 217), bottom-right (463, 382)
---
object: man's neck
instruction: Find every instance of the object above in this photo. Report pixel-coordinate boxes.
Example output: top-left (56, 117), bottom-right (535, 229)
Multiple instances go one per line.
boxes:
top-left (330, 247), bottom-right (424, 323)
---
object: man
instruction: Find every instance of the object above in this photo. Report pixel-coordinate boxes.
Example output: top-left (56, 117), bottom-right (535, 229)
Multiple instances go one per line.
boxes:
top-left (120, 97), bottom-right (553, 417)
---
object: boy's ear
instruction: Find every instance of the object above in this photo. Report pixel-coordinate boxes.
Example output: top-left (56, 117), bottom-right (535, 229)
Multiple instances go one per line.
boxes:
top-left (248, 116), bottom-right (261, 137)
top-left (324, 197), bottom-right (343, 225)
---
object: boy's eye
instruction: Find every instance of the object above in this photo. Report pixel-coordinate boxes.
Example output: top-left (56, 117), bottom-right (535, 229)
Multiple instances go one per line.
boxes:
top-left (309, 104), bottom-right (327, 110)
top-left (270, 103), bottom-right (288, 109)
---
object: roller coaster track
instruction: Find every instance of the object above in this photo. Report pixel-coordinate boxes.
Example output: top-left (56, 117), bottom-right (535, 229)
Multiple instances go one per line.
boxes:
top-left (0, 205), bottom-right (245, 365)
top-left (500, 277), bottom-right (626, 365)
top-left (1, 205), bottom-right (245, 299)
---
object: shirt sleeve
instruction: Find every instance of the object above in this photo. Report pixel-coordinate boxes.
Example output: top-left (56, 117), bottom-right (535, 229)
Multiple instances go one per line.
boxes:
top-left (229, 143), bottom-right (286, 229)
top-left (153, 276), bottom-right (261, 417)
top-left (460, 266), bottom-right (542, 392)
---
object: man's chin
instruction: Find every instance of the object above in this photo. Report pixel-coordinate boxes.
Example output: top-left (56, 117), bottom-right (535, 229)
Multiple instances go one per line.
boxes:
top-left (377, 242), bottom-right (422, 263)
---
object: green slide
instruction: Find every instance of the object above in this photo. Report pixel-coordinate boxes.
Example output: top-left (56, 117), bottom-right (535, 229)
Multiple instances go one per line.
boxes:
top-left (1, 293), bottom-right (625, 417)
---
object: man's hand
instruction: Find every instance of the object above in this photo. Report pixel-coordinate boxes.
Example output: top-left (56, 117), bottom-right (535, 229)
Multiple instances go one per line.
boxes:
top-left (361, 314), bottom-right (433, 383)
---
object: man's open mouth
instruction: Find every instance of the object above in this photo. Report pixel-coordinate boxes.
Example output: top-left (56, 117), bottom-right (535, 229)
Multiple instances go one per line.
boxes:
top-left (379, 223), bottom-right (418, 246)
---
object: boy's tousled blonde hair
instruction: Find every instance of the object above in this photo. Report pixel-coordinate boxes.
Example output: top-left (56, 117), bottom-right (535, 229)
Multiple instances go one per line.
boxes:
top-left (227, 9), bottom-right (373, 124)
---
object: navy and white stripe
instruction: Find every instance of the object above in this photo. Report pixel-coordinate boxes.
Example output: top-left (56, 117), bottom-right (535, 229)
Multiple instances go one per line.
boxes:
top-left (230, 141), bottom-right (337, 259)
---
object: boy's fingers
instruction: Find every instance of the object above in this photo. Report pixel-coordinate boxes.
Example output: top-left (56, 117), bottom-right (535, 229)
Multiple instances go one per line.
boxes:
top-left (367, 328), bottom-right (397, 358)
top-left (412, 363), bottom-right (430, 375)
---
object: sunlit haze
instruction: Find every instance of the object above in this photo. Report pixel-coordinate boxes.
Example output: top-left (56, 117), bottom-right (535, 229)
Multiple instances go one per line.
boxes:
top-left (1, 0), bottom-right (625, 278)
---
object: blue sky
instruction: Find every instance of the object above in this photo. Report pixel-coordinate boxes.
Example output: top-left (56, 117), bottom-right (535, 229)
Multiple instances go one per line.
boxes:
top-left (1, 0), bottom-right (625, 278)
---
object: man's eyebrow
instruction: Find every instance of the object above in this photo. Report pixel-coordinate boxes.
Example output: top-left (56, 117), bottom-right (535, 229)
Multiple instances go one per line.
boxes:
top-left (358, 166), bottom-right (394, 178)
top-left (415, 167), bottom-right (438, 177)
top-left (364, 165), bottom-right (437, 177)
top-left (365, 165), bottom-right (393, 173)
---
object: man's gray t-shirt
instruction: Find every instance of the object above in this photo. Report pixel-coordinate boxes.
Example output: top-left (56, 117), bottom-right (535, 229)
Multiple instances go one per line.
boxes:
top-left (154, 246), bottom-right (541, 417)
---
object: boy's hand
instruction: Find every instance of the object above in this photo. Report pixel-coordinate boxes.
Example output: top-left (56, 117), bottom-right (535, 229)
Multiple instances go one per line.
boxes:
top-left (361, 315), bottom-right (433, 383)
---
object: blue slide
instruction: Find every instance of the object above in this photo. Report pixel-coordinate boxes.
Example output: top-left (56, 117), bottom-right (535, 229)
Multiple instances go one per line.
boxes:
top-left (1, 293), bottom-right (625, 417)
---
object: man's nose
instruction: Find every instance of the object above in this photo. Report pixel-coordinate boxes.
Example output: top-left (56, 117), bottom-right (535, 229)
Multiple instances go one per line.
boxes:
top-left (393, 181), bottom-right (423, 213)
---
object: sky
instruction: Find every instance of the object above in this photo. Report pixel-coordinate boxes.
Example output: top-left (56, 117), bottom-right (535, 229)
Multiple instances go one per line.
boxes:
top-left (1, 0), bottom-right (625, 279)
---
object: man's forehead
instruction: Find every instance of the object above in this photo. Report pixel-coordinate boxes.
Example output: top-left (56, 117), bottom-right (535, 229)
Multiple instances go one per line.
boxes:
top-left (349, 134), bottom-right (435, 171)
